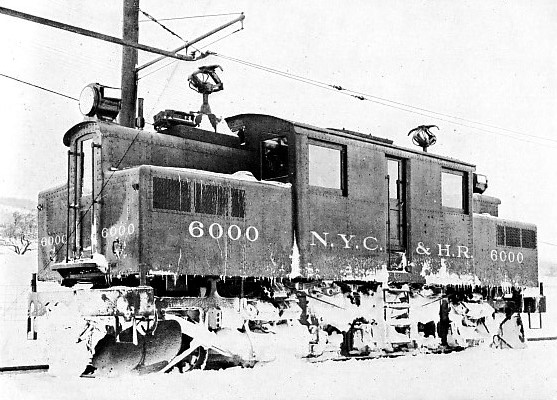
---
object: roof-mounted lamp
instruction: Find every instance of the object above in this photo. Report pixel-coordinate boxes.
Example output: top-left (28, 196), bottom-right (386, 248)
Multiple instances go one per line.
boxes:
top-left (79, 83), bottom-right (121, 121)
top-left (473, 173), bottom-right (488, 194)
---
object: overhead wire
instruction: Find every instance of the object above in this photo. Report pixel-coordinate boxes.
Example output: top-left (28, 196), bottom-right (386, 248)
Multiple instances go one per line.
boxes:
top-left (0, 72), bottom-right (78, 101)
top-left (137, 26), bottom-right (243, 81)
top-left (137, 45), bottom-right (556, 147)
top-left (139, 8), bottom-right (186, 42)
top-left (138, 59), bottom-right (178, 81)
top-left (0, 43), bottom-right (145, 276)
top-left (5, 24), bottom-right (553, 148)
top-left (209, 52), bottom-right (557, 147)
top-left (139, 12), bottom-right (243, 23)
top-left (2, 2), bottom-right (552, 147)
top-left (137, 10), bottom-right (243, 116)
top-left (340, 87), bottom-right (557, 144)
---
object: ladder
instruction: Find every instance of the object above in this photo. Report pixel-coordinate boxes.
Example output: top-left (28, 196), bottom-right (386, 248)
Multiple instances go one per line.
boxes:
top-left (383, 286), bottom-right (412, 348)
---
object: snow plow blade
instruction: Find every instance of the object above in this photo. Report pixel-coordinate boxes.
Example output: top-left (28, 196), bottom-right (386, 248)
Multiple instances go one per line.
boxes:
top-left (89, 320), bottom-right (182, 376)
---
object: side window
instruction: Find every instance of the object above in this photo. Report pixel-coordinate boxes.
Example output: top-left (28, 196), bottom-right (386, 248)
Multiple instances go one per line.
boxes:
top-left (261, 137), bottom-right (289, 182)
top-left (80, 138), bottom-right (94, 196)
top-left (308, 140), bottom-right (346, 194)
top-left (442, 169), bottom-right (467, 212)
top-left (387, 159), bottom-right (401, 200)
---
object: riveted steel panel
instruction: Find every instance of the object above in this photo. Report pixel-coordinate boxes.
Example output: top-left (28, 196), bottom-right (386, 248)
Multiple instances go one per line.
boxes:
top-left (473, 214), bottom-right (538, 286)
top-left (97, 122), bottom-right (256, 176)
top-left (37, 185), bottom-right (68, 280)
top-left (140, 166), bottom-right (293, 278)
top-left (294, 127), bottom-right (390, 280)
top-left (99, 169), bottom-right (141, 276)
top-left (348, 143), bottom-right (387, 203)
top-left (409, 159), bottom-right (441, 212)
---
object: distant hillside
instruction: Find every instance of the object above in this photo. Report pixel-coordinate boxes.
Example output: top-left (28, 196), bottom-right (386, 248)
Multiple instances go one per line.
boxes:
top-left (0, 197), bottom-right (36, 225)
top-left (0, 197), bottom-right (36, 211)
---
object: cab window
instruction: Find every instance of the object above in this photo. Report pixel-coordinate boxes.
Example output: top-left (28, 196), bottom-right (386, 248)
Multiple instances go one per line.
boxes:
top-left (442, 169), bottom-right (467, 212)
top-left (308, 140), bottom-right (346, 194)
top-left (81, 138), bottom-right (94, 196)
top-left (261, 137), bottom-right (289, 182)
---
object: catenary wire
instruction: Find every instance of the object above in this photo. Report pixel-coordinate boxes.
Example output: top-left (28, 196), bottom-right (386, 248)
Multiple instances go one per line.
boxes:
top-left (207, 52), bottom-right (557, 148)
top-left (0, 73), bottom-right (78, 101)
top-left (139, 12), bottom-right (243, 23)
top-left (220, 54), bottom-right (556, 144)
top-left (5, 46), bottom-right (550, 148)
top-left (138, 59), bottom-right (178, 80)
top-left (137, 27), bottom-right (243, 81)
top-left (139, 8), bottom-right (186, 42)
top-left (2, 2), bottom-right (552, 145)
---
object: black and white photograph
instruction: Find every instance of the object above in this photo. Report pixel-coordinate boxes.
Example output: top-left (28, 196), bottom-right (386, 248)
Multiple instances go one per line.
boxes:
top-left (0, 1), bottom-right (556, 399)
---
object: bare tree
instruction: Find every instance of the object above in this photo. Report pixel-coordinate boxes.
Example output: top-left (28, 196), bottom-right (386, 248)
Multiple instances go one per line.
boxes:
top-left (0, 211), bottom-right (37, 255)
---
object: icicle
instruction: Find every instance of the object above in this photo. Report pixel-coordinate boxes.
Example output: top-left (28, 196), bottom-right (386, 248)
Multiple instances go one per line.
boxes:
top-left (288, 235), bottom-right (301, 279)
top-left (132, 317), bottom-right (138, 345)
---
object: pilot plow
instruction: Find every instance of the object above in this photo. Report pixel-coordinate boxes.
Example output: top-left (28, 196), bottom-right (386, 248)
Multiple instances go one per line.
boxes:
top-left (28, 279), bottom-right (534, 376)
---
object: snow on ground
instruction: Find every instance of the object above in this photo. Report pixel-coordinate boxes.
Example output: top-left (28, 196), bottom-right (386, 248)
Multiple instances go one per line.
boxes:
top-left (1, 249), bottom-right (556, 399)
top-left (0, 343), bottom-right (556, 400)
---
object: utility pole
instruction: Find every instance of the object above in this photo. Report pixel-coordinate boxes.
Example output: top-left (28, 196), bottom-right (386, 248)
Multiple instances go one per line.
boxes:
top-left (120, 0), bottom-right (139, 128)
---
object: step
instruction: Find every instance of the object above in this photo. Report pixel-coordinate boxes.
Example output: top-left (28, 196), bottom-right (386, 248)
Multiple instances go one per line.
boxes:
top-left (387, 318), bottom-right (411, 327)
top-left (384, 303), bottom-right (410, 309)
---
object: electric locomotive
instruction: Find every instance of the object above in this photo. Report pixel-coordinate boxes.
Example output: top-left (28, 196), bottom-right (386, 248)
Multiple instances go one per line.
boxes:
top-left (28, 68), bottom-right (545, 376)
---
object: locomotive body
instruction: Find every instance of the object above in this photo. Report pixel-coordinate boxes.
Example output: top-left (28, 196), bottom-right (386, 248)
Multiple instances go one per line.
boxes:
top-left (38, 115), bottom-right (538, 285)
top-left (30, 113), bottom-right (544, 375)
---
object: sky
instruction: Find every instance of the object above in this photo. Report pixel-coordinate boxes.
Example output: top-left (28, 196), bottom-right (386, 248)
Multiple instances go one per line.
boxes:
top-left (0, 0), bottom-right (555, 262)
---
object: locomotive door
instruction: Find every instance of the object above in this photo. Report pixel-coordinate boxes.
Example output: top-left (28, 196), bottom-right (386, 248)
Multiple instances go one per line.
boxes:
top-left (68, 135), bottom-right (100, 259)
top-left (386, 158), bottom-right (407, 257)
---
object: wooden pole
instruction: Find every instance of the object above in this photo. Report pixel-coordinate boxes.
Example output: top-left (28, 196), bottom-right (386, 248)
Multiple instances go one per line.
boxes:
top-left (120, 0), bottom-right (139, 128)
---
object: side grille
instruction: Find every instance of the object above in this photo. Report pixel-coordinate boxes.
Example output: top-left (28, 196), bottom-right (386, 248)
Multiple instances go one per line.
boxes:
top-left (153, 177), bottom-right (180, 211)
top-left (231, 188), bottom-right (246, 218)
top-left (496, 225), bottom-right (505, 246)
top-left (496, 225), bottom-right (537, 249)
top-left (153, 177), bottom-right (245, 218)
top-left (180, 180), bottom-right (192, 212)
top-left (521, 229), bottom-right (537, 249)
top-left (505, 227), bottom-right (521, 247)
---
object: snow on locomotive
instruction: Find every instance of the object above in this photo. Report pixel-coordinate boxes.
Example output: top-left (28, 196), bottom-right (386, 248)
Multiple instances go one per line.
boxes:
top-left (29, 72), bottom-right (545, 376)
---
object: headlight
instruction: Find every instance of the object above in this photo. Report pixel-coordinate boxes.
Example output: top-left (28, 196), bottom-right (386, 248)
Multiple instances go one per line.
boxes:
top-left (79, 83), bottom-right (121, 121)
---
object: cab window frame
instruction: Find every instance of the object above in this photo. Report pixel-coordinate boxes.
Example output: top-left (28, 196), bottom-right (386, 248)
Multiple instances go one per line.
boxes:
top-left (307, 139), bottom-right (347, 196)
top-left (441, 168), bottom-right (468, 213)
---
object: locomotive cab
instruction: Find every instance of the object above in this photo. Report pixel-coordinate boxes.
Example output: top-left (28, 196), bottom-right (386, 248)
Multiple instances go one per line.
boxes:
top-left (38, 116), bottom-right (298, 286)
